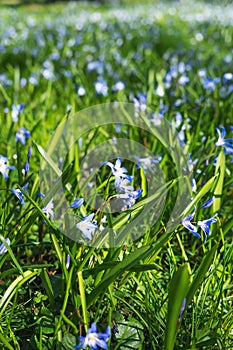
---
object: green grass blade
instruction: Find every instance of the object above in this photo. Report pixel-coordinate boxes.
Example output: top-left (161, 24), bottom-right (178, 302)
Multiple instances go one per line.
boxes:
top-left (186, 245), bottom-right (218, 306)
top-left (0, 235), bottom-right (24, 276)
top-left (213, 149), bottom-right (225, 213)
top-left (181, 174), bottom-right (218, 218)
top-left (0, 270), bottom-right (39, 317)
top-left (0, 333), bottom-right (14, 350)
top-left (164, 265), bottom-right (190, 350)
top-left (40, 269), bottom-right (55, 307)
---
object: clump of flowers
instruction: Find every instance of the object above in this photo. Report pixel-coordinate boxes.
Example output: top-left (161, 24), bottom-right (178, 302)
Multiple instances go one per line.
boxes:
top-left (104, 158), bottom-right (142, 211)
top-left (75, 158), bottom-right (142, 240)
top-left (181, 205), bottom-right (217, 241)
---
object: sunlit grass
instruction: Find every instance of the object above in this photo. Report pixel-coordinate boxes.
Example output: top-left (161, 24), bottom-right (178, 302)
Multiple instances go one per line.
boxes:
top-left (0, 1), bottom-right (233, 349)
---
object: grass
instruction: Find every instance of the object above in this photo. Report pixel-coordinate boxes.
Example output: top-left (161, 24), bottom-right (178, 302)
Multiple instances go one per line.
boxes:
top-left (0, 1), bottom-right (233, 349)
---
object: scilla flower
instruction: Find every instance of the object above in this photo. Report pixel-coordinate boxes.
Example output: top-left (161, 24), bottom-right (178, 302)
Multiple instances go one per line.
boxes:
top-left (16, 127), bottom-right (31, 145)
top-left (181, 207), bottom-right (200, 238)
top-left (74, 322), bottom-right (110, 349)
top-left (11, 183), bottom-right (29, 205)
top-left (42, 199), bottom-right (54, 220)
top-left (182, 207), bottom-right (217, 241)
top-left (215, 126), bottom-right (233, 152)
top-left (70, 198), bottom-right (84, 209)
top-left (76, 213), bottom-right (98, 240)
top-left (11, 103), bottom-right (24, 122)
top-left (201, 196), bottom-right (215, 208)
top-left (0, 238), bottom-right (11, 256)
top-left (197, 215), bottom-right (218, 241)
top-left (103, 158), bottom-right (132, 189)
top-left (0, 154), bottom-right (15, 180)
top-left (203, 77), bottom-right (220, 91)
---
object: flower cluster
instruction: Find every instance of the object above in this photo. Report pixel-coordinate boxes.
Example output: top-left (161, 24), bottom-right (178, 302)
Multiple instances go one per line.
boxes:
top-left (75, 158), bottom-right (142, 240)
top-left (104, 158), bottom-right (143, 211)
top-left (182, 206), bottom-right (217, 241)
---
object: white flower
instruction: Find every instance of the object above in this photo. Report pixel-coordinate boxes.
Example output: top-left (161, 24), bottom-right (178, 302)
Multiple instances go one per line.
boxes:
top-left (76, 213), bottom-right (98, 240)
top-left (42, 199), bottom-right (54, 220)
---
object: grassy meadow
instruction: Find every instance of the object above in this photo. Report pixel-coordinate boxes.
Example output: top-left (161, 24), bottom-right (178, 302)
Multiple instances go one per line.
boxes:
top-left (0, 1), bottom-right (233, 349)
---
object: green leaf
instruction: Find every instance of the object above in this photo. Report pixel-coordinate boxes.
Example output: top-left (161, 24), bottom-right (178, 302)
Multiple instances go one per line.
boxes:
top-left (114, 316), bottom-right (144, 349)
top-left (181, 174), bottom-right (218, 218)
top-left (164, 265), bottom-right (190, 350)
top-left (0, 234), bottom-right (23, 276)
top-left (83, 262), bottom-right (156, 277)
top-left (40, 269), bottom-right (55, 307)
top-left (213, 149), bottom-right (225, 213)
top-left (58, 334), bottom-right (77, 350)
top-left (186, 245), bottom-right (217, 306)
top-left (0, 333), bottom-right (14, 350)
top-left (86, 245), bottom-right (150, 308)
top-left (87, 229), bottom-right (174, 308)
top-left (0, 270), bottom-right (39, 317)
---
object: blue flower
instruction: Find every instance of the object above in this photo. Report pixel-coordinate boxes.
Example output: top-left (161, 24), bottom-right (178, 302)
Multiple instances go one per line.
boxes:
top-left (134, 155), bottom-right (162, 173)
top-left (112, 81), bottom-right (125, 92)
top-left (0, 154), bottom-right (15, 180)
top-left (215, 126), bottom-right (233, 152)
top-left (132, 93), bottom-right (147, 118)
top-left (78, 86), bottom-right (86, 96)
top-left (38, 192), bottom-right (45, 198)
top-left (178, 75), bottom-right (189, 86)
top-left (178, 298), bottom-right (186, 323)
top-left (113, 176), bottom-right (143, 211)
top-left (182, 207), bottom-right (217, 241)
top-left (203, 77), bottom-right (220, 91)
top-left (181, 207), bottom-right (200, 239)
top-left (0, 238), bottom-right (11, 256)
top-left (115, 177), bottom-right (134, 193)
top-left (16, 127), bottom-right (31, 145)
top-left (74, 322), bottom-right (110, 349)
top-left (76, 213), bottom-right (98, 240)
top-left (201, 196), bottom-right (215, 208)
top-left (95, 79), bottom-right (108, 96)
top-left (197, 215), bottom-right (217, 241)
top-left (70, 198), bottom-right (84, 209)
top-left (27, 146), bottom-right (32, 160)
top-left (103, 158), bottom-right (132, 189)
top-left (24, 161), bottom-right (30, 175)
top-left (66, 254), bottom-right (70, 270)
top-left (118, 188), bottom-right (143, 211)
top-left (114, 122), bottom-right (122, 134)
top-left (191, 178), bottom-right (197, 192)
top-left (11, 103), bottom-right (25, 122)
top-left (223, 73), bottom-right (233, 81)
top-left (11, 183), bottom-right (29, 205)
top-left (42, 199), bottom-right (54, 220)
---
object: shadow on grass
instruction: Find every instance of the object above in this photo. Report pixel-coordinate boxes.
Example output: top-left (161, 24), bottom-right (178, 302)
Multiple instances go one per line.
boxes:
top-left (0, 0), bottom-right (107, 8)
